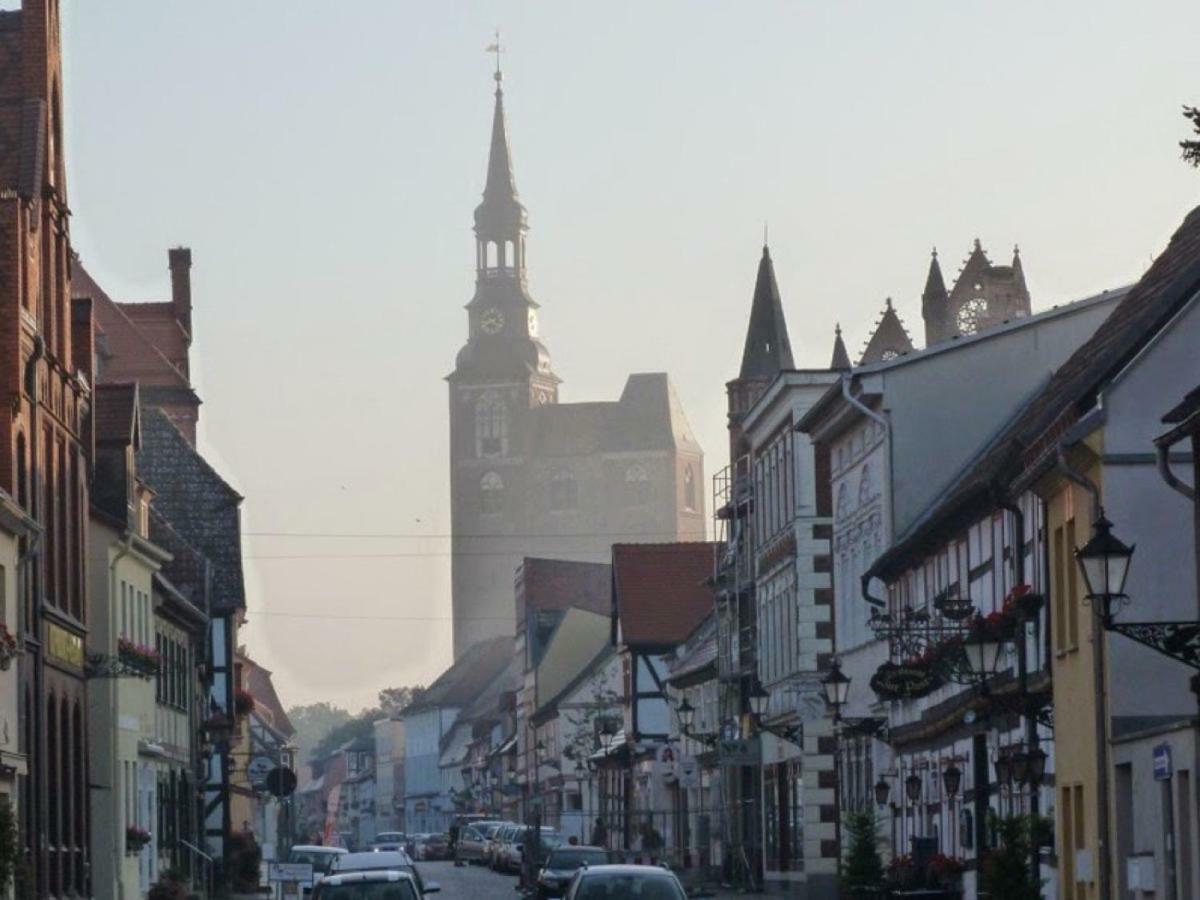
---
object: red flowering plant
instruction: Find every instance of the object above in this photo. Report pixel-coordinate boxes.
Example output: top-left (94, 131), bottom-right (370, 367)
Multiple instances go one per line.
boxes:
top-left (0, 624), bottom-right (18, 671)
top-left (966, 609), bottom-right (1017, 644)
top-left (234, 687), bottom-right (255, 718)
top-left (885, 854), bottom-right (917, 889)
top-left (927, 853), bottom-right (966, 884)
top-left (118, 638), bottom-right (161, 677)
top-left (1004, 583), bottom-right (1045, 620)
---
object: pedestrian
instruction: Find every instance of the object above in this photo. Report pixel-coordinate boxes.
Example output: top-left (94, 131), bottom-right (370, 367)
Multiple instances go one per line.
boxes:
top-left (590, 817), bottom-right (607, 847)
top-left (450, 820), bottom-right (462, 867)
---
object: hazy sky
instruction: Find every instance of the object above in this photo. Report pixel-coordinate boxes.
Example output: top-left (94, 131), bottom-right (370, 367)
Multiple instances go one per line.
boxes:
top-left (57, 2), bottom-right (1199, 711)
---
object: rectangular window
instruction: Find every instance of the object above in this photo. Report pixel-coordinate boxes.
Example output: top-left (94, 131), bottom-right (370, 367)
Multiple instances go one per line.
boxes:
top-left (1053, 527), bottom-right (1066, 652)
top-left (1066, 519), bottom-right (1079, 647)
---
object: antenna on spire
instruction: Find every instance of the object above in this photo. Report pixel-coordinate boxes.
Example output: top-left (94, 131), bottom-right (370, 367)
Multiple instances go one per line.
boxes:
top-left (486, 30), bottom-right (504, 85)
top-left (763, 220), bottom-right (769, 248)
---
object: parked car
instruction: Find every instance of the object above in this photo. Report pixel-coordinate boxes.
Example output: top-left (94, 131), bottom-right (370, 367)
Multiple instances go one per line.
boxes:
top-left (312, 870), bottom-right (421, 900)
top-left (288, 845), bottom-right (350, 895)
top-left (536, 845), bottom-right (612, 899)
top-left (371, 832), bottom-right (407, 852)
top-left (329, 850), bottom-right (440, 895)
top-left (490, 824), bottom-right (520, 870)
top-left (457, 821), bottom-right (503, 863)
top-left (502, 825), bottom-right (561, 873)
top-left (563, 864), bottom-right (689, 900)
top-left (484, 822), bottom-right (517, 868)
top-left (421, 833), bottom-right (450, 860)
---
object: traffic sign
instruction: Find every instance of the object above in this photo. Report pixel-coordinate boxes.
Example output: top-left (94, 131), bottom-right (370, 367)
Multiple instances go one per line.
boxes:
top-left (1154, 743), bottom-right (1172, 781)
top-left (247, 755), bottom-right (274, 786)
top-left (266, 766), bottom-right (298, 798)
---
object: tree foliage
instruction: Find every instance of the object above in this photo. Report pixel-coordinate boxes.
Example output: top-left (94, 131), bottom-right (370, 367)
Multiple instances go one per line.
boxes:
top-left (842, 809), bottom-right (884, 895)
top-left (379, 684), bottom-right (424, 716)
top-left (287, 701), bottom-right (353, 765)
top-left (1183, 105), bottom-right (1200, 168)
top-left (980, 813), bottom-right (1042, 900)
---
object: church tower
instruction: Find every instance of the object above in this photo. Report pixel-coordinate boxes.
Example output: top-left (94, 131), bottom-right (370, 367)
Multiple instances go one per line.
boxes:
top-left (448, 64), bottom-right (559, 659)
top-left (924, 240), bottom-right (1032, 345)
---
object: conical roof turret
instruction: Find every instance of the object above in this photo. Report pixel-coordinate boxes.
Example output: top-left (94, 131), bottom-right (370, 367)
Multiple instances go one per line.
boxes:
top-left (830, 324), bottom-right (851, 371)
top-left (738, 245), bottom-right (795, 380)
top-left (921, 248), bottom-right (948, 317)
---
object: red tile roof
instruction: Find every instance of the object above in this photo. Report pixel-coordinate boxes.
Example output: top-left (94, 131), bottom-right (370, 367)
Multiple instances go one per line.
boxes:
top-left (519, 558), bottom-right (611, 616)
top-left (612, 542), bottom-right (718, 648)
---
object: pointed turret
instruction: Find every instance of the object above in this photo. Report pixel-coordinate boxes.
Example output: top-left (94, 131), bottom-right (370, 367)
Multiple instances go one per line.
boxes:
top-left (830, 323), bottom-right (851, 371)
top-left (727, 243), bottom-right (795, 458)
top-left (1012, 244), bottom-right (1028, 296)
top-left (738, 245), bottom-right (795, 379)
top-left (474, 68), bottom-right (528, 269)
top-left (483, 75), bottom-right (519, 204)
top-left (860, 298), bottom-right (915, 365)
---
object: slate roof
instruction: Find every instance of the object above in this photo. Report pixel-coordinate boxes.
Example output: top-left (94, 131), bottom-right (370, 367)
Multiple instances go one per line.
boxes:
top-left (402, 635), bottom-right (513, 715)
top-left (137, 406), bottom-right (244, 612)
top-left (612, 542), bottom-right (718, 648)
top-left (867, 204), bottom-right (1200, 580)
top-left (149, 508), bottom-right (211, 617)
top-left (738, 246), bottom-right (795, 380)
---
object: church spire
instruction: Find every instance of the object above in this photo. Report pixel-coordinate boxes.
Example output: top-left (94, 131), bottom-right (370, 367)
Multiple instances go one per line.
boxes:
top-left (738, 244), bottom-right (795, 379)
top-left (921, 247), bottom-right (949, 346)
top-left (474, 58), bottom-right (527, 280)
top-left (830, 323), bottom-right (851, 371)
top-left (483, 68), bottom-right (518, 204)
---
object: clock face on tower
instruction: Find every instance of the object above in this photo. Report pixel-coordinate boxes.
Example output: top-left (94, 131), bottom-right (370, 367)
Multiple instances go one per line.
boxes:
top-left (527, 310), bottom-right (538, 336)
top-left (480, 308), bottom-right (505, 335)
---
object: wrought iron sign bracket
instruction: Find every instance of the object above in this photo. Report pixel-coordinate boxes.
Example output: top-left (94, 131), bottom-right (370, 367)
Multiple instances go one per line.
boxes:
top-left (1107, 620), bottom-right (1200, 670)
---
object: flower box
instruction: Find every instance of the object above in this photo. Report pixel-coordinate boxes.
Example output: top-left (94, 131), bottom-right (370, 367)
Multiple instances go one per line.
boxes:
top-left (126, 825), bottom-right (151, 854)
top-left (118, 638), bottom-right (160, 677)
top-left (0, 625), bottom-right (18, 671)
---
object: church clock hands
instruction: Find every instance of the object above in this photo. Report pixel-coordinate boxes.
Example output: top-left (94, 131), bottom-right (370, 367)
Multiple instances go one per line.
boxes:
top-left (480, 307), bottom-right (505, 334)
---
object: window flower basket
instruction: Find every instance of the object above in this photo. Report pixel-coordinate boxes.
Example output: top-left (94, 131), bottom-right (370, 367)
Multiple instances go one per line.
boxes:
top-left (117, 638), bottom-right (160, 677)
top-left (927, 853), bottom-right (966, 886)
top-left (0, 625), bottom-right (19, 671)
top-left (234, 688), bottom-right (255, 718)
top-left (966, 610), bottom-right (1017, 644)
top-left (1004, 583), bottom-right (1045, 620)
top-left (126, 825), bottom-right (151, 855)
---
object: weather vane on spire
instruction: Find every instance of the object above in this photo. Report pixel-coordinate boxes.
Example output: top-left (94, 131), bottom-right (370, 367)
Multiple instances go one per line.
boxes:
top-left (486, 30), bottom-right (504, 84)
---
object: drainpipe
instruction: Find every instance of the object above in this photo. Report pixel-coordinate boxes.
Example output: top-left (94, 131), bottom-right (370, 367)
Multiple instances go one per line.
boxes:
top-left (109, 533), bottom-right (134, 900)
top-left (24, 336), bottom-right (46, 896)
top-left (1155, 443), bottom-right (1194, 502)
top-left (1055, 444), bottom-right (1111, 900)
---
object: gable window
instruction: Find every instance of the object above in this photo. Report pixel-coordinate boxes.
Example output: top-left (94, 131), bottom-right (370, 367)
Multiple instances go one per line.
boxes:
top-left (475, 391), bottom-right (507, 458)
top-left (550, 470), bottom-right (578, 512)
top-left (684, 464), bottom-right (697, 511)
top-left (480, 472), bottom-right (504, 515)
top-left (858, 464), bottom-right (873, 506)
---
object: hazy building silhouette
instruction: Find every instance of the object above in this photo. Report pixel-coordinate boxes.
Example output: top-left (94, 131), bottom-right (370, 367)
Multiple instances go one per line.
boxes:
top-left (447, 69), bottom-right (705, 658)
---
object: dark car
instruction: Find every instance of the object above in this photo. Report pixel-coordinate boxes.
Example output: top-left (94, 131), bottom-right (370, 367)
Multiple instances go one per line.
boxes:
top-left (312, 870), bottom-right (421, 900)
top-left (536, 845), bottom-right (612, 899)
top-left (328, 851), bottom-right (440, 895)
top-left (563, 864), bottom-right (688, 900)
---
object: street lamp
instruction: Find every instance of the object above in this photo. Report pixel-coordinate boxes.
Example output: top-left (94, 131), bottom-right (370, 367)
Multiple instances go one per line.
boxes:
top-left (873, 778), bottom-right (891, 808)
top-left (904, 772), bottom-right (922, 803)
top-left (822, 660), bottom-right (851, 717)
top-left (941, 763), bottom-right (963, 798)
top-left (1075, 514), bottom-right (1135, 624)
top-left (963, 632), bottom-right (1007, 681)
top-left (1018, 746), bottom-right (1048, 788)
top-left (994, 749), bottom-right (1015, 787)
top-left (676, 698), bottom-right (696, 732)
top-left (749, 680), bottom-right (770, 718)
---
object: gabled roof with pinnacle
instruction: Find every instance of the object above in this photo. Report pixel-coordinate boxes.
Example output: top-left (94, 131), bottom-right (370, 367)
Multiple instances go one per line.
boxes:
top-left (738, 245), bottom-right (795, 380)
top-left (830, 324), bottom-right (851, 371)
top-left (921, 248), bottom-right (948, 320)
top-left (859, 298), bottom-right (915, 364)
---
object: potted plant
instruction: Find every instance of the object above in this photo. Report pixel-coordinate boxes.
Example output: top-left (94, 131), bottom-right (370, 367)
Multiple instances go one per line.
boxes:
top-left (927, 853), bottom-right (967, 888)
top-left (0, 626), bottom-right (18, 671)
top-left (235, 687), bottom-right (255, 718)
top-left (126, 825), bottom-right (152, 855)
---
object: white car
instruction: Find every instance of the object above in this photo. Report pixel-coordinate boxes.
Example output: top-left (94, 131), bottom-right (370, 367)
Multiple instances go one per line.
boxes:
top-left (287, 845), bottom-right (349, 895)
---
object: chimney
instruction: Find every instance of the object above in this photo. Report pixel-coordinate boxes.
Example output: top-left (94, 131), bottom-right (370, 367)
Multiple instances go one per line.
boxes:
top-left (169, 246), bottom-right (192, 343)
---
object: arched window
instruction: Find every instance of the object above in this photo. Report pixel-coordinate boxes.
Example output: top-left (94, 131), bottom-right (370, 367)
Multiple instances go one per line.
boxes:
top-left (684, 464), bottom-right (697, 511)
top-left (624, 464), bottom-right (648, 507)
top-left (475, 391), bottom-right (507, 458)
top-left (550, 470), bottom-right (577, 512)
top-left (480, 472), bottom-right (504, 515)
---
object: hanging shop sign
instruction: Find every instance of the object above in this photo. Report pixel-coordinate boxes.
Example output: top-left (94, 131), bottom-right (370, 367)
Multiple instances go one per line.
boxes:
top-left (869, 660), bottom-right (940, 702)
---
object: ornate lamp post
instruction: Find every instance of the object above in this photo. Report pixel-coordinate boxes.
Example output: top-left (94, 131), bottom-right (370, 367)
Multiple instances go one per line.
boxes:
top-left (942, 763), bottom-right (962, 798)
top-left (1075, 515), bottom-right (1135, 626)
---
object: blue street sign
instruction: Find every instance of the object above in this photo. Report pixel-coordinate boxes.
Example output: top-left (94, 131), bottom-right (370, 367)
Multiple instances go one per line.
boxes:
top-left (1153, 743), bottom-right (1172, 781)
